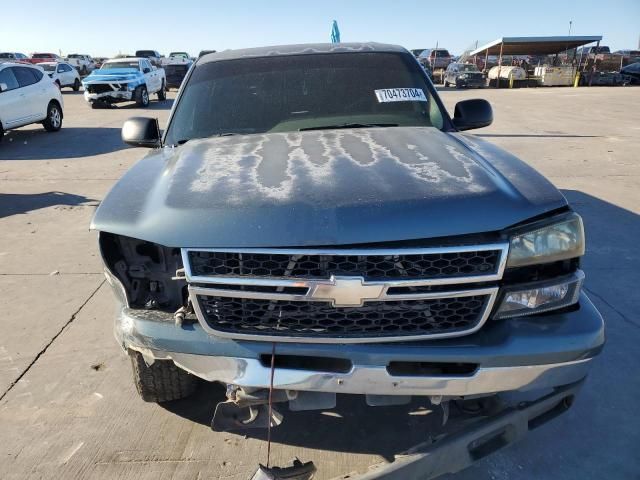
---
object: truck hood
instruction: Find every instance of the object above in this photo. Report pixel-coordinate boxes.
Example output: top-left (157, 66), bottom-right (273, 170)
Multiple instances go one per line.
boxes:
top-left (92, 127), bottom-right (566, 247)
top-left (83, 68), bottom-right (140, 83)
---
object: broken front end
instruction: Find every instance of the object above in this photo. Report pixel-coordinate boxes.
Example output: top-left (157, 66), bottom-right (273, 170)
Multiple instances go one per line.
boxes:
top-left (98, 220), bottom-right (603, 431)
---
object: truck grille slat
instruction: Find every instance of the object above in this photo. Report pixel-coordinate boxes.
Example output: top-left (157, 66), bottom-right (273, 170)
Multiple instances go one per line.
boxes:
top-left (197, 295), bottom-right (489, 338)
top-left (188, 250), bottom-right (500, 280)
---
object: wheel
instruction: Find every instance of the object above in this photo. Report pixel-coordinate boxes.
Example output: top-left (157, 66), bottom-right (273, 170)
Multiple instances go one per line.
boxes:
top-left (42, 102), bottom-right (62, 132)
top-left (157, 81), bottom-right (166, 101)
top-left (90, 102), bottom-right (99, 109)
top-left (73, 78), bottom-right (81, 92)
top-left (128, 350), bottom-right (198, 403)
top-left (81, 66), bottom-right (88, 75)
top-left (0, 123), bottom-right (3, 143)
top-left (135, 85), bottom-right (150, 107)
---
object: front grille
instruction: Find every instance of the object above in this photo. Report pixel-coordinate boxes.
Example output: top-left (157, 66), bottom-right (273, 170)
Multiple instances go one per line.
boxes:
top-left (188, 250), bottom-right (500, 280)
top-left (87, 84), bottom-right (117, 94)
top-left (196, 295), bottom-right (489, 339)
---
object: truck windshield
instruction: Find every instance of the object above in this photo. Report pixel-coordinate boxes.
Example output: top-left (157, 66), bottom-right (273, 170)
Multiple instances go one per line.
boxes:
top-left (165, 52), bottom-right (444, 145)
top-left (102, 61), bottom-right (139, 70)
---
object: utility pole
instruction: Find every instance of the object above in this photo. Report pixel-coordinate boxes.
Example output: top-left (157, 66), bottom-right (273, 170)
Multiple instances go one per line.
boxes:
top-left (568, 20), bottom-right (572, 36)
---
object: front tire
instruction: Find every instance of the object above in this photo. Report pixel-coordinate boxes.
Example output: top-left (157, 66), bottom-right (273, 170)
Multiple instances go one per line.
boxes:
top-left (135, 85), bottom-right (150, 107)
top-left (73, 78), bottom-right (81, 92)
top-left (43, 102), bottom-right (62, 132)
top-left (157, 81), bottom-right (166, 101)
top-left (129, 350), bottom-right (198, 403)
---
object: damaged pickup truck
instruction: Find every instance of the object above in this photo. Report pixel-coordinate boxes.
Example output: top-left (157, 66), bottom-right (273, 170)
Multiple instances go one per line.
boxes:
top-left (82, 57), bottom-right (166, 108)
top-left (93, 43), bottom-right (604, 475)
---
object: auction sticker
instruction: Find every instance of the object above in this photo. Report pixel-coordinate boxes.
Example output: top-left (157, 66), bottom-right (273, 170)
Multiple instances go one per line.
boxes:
top-left (375, 88), bottom-right (427, 103)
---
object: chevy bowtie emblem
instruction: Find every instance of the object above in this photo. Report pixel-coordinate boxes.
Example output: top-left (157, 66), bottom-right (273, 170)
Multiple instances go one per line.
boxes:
top-left (310, 276), bottom-right (385, 307)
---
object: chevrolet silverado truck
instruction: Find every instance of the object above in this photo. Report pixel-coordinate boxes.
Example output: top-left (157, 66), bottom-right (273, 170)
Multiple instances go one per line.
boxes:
top-left (82, 57), bottom-right (166, 108)
top-left (92, 43), bottom-right (604, 473)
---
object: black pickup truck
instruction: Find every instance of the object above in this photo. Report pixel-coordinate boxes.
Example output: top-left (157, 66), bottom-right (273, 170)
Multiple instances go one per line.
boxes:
top-left (93, 43), bottom-right (604, 476)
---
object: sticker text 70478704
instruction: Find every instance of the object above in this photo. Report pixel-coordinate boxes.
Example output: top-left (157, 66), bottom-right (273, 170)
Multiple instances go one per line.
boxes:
top-left (375, 88), bottom-right (427, 103)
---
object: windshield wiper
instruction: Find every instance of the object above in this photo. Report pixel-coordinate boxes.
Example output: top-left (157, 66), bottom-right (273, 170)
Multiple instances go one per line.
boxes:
top-left (174, 132), bottom-right (237, 146)
top-left (299, 122), bottom-right (398, 132)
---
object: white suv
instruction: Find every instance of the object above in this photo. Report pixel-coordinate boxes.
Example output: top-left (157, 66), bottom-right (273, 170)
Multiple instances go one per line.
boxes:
top-left (38, 62), bottom-right (82, 91)
top-left (0, 62), bottom-right (63, 142)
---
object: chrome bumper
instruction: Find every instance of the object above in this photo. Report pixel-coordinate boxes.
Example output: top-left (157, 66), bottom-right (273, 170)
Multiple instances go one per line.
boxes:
top-left (130, 346), bottom-right (592, 397)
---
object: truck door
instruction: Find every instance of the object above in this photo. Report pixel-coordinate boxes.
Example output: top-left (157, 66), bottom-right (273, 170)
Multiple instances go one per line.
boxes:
top-left (141, 59), bottom-right (157, 92)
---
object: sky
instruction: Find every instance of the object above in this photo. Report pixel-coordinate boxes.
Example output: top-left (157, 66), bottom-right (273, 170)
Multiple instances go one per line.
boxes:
top-left (1, 0), bottom-right (638, 57)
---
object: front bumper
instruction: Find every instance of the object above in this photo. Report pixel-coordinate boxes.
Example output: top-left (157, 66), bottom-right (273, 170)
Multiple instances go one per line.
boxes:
top-left (335, 381), bottom-right (584, 480)
top-left (456, 78), bottom-right (485, 88)
top-left (116, 291), bottom-right (604, 398)
top-left (84, 89), bottom-right (133, 102)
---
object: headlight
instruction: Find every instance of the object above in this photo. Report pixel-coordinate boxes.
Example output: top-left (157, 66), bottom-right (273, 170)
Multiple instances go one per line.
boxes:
top-left (459, 74), bottom-right (468, 79)
top-left (494, 271), bottom-right (584, 319)
top-left (507, 213), bottom-right (584, 268)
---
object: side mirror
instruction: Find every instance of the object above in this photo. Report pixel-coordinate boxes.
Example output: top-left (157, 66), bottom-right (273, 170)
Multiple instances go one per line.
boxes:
top-left (143, 67), bottom-right (151, 74)
top-left (452, 99), bottom-right (493, 131)
top-left (0, 83), bottom-right (7, 93)
top-left (122, 117), bottom-right (161, 148)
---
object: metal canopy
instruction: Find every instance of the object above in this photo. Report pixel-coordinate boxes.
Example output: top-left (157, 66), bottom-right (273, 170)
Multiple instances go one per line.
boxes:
top-left (469, 36), bottom-right (603, 56)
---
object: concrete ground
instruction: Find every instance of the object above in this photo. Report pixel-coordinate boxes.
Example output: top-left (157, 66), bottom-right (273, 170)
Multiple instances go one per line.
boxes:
top-left (0, 86), bottom-right (638, 480)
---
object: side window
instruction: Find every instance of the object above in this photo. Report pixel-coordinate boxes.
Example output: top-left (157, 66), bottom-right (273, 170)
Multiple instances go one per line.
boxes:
top-left (62, 64), bottom-right (72, 72)
top-left (13, 67), bottom-right (39, 88)
top-left (0, 67), bottom-right (20, 90)
top-left (30, 68), bottom-right (43, 82)
top-left (57, 64), bottom-right (65, 73)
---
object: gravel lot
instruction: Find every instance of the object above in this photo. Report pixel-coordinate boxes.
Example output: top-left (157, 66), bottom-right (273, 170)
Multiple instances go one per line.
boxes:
top-left (0, 86), bottom-right (638, 480)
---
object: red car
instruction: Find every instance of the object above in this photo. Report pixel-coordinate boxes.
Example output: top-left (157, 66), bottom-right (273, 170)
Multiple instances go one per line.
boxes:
top-left (25, 53), bottom-right (62, 64)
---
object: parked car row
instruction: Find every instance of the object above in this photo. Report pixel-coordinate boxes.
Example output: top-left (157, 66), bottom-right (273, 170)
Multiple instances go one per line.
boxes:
top-left (411, 45), bottom-right (640, 88)
top-left (0, 46), bottom-right (197, 141)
